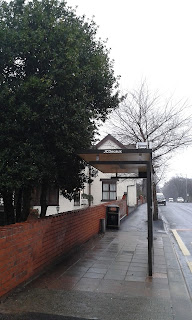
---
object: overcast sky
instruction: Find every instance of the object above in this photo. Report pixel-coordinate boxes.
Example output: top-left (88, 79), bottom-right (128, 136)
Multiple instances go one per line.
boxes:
top-left (66, 0), bottom-right (192, 181)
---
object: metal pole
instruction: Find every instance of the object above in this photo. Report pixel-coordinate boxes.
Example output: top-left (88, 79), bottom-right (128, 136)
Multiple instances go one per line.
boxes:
top-left (186, 175), bottom-right (188, 202)
top-left (147, 160), bottom-right (153, 276)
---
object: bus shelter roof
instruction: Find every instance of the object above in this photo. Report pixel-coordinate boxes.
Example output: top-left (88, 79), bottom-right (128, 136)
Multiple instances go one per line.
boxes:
top-left (78, 148), bottom-right (152, 177)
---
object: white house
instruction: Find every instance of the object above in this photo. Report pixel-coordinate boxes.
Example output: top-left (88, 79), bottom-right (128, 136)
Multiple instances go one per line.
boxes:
top-left (33, 134), bottom-right (138, 215)
top-left (81, 134), bottom-right (137, 208)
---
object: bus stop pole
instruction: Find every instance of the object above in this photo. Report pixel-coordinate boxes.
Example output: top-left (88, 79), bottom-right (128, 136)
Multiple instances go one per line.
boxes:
top-left (147, 160), bottom-right (153, 276)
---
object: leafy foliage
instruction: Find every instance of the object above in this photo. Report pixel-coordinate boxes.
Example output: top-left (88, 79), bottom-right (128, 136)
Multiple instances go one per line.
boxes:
top-left (0, 0), bottom-right (120, 223)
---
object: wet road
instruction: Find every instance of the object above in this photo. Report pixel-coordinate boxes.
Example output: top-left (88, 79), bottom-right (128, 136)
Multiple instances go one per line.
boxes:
top-left (159, 202), bottom-right (192, 298)
top-left (159, 202), bottom-right (192, 230)
top-left (0, 314), bottom-right (86, 320)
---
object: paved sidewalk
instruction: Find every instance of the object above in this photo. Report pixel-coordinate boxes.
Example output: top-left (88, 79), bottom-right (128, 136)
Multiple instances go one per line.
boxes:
top-left (0, 204), bottom-right (192, 320)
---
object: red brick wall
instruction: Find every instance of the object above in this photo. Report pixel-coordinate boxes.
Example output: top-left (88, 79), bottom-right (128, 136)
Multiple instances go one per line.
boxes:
top-left (115, 199), bottom-right (128, 218)
top-left (0, 200), bottom-right (127, 298)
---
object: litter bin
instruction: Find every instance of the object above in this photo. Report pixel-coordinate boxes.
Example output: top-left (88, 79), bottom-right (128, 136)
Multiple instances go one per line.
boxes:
top-left (106, 205), bottom-right (120, 228)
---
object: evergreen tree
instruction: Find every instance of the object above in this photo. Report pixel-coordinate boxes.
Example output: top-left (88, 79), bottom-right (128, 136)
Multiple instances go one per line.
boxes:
top-left (0, 0), bottom-right (120, 223)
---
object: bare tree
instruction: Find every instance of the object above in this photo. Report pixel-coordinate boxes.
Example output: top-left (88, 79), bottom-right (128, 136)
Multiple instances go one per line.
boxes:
top-left (106, 81), bottom-right (192, 219)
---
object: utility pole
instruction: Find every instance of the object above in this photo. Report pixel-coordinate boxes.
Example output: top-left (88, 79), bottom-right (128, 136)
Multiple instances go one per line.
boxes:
top-left (186, 175), bottom-right (188, 202)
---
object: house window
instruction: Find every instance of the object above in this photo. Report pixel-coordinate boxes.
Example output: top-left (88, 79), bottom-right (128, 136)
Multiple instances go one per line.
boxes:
top-left (102, 181), bottom-right (116, 201)
top-left (74, 191), bottom-right (80, 206)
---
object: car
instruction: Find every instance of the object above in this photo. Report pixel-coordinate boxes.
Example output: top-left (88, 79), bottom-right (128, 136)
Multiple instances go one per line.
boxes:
top-left (177, 197), bottom-right (184, 203)
top-left (157, 193), bottom-right (166, 206)
top-left (169, 198), bottom-right (173, 202)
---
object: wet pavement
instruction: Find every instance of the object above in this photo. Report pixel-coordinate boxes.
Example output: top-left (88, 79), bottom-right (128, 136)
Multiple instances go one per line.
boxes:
top-left (0, 204), bottom-right (192, 320)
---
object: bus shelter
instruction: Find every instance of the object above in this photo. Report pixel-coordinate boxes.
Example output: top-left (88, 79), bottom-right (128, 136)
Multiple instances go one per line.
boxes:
top-left (78, 147), bottom-right (153, 276)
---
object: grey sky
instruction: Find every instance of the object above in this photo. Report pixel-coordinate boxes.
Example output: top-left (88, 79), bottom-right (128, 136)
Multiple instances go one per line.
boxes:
top-left (66, 0), bottom-right (192, 180)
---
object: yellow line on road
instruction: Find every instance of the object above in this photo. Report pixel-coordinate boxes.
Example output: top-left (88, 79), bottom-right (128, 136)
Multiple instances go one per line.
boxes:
top-left (187, 260), bottom-right (192, 273)
top-left (175, 229), bottom-right (192, 231)
top-left (171, 229), bottom-right (190, 256)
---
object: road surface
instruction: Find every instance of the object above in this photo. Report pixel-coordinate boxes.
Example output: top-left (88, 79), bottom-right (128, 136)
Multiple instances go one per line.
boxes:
top-left (159, 202), bottom-right (192, 298)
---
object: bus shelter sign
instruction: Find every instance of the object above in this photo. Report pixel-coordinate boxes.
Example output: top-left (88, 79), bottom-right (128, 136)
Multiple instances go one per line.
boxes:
top-left (103, 149), bottom-right (122, 154)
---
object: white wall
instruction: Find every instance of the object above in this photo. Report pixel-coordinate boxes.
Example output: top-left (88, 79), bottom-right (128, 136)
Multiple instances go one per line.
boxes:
top-left (88, 171), bottom-right (137, 206)
top-left (33, 174), bottom-right (137, 216)
top-left (33, 191), bottom-right (88, 216)
top-left (97, 140), bottom-right (121, 150)
top-left (127, 180), bottom-right (137, 207)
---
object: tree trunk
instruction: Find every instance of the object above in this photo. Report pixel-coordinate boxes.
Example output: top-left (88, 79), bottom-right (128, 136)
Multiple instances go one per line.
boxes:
top-left (88, 165), bottom-right (91, 207)
top-left (2, 190), bottom-right (15, 225)
top-left (22, 187), bottom-right (31, 221)
top-left (153, 182), bottom-right (158, 220)
top-left (15, 188), bottom-right (23, 222)
top-left (40, 182), bottom-right (48, 218)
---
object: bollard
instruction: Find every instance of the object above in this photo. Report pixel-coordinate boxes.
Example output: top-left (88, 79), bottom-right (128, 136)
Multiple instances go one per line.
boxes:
top-left (100, 218), bottom-right (105, 233)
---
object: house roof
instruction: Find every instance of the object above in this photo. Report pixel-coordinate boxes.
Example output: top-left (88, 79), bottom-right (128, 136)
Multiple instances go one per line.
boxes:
top-left (95, 134), bottom-right (126, 149)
